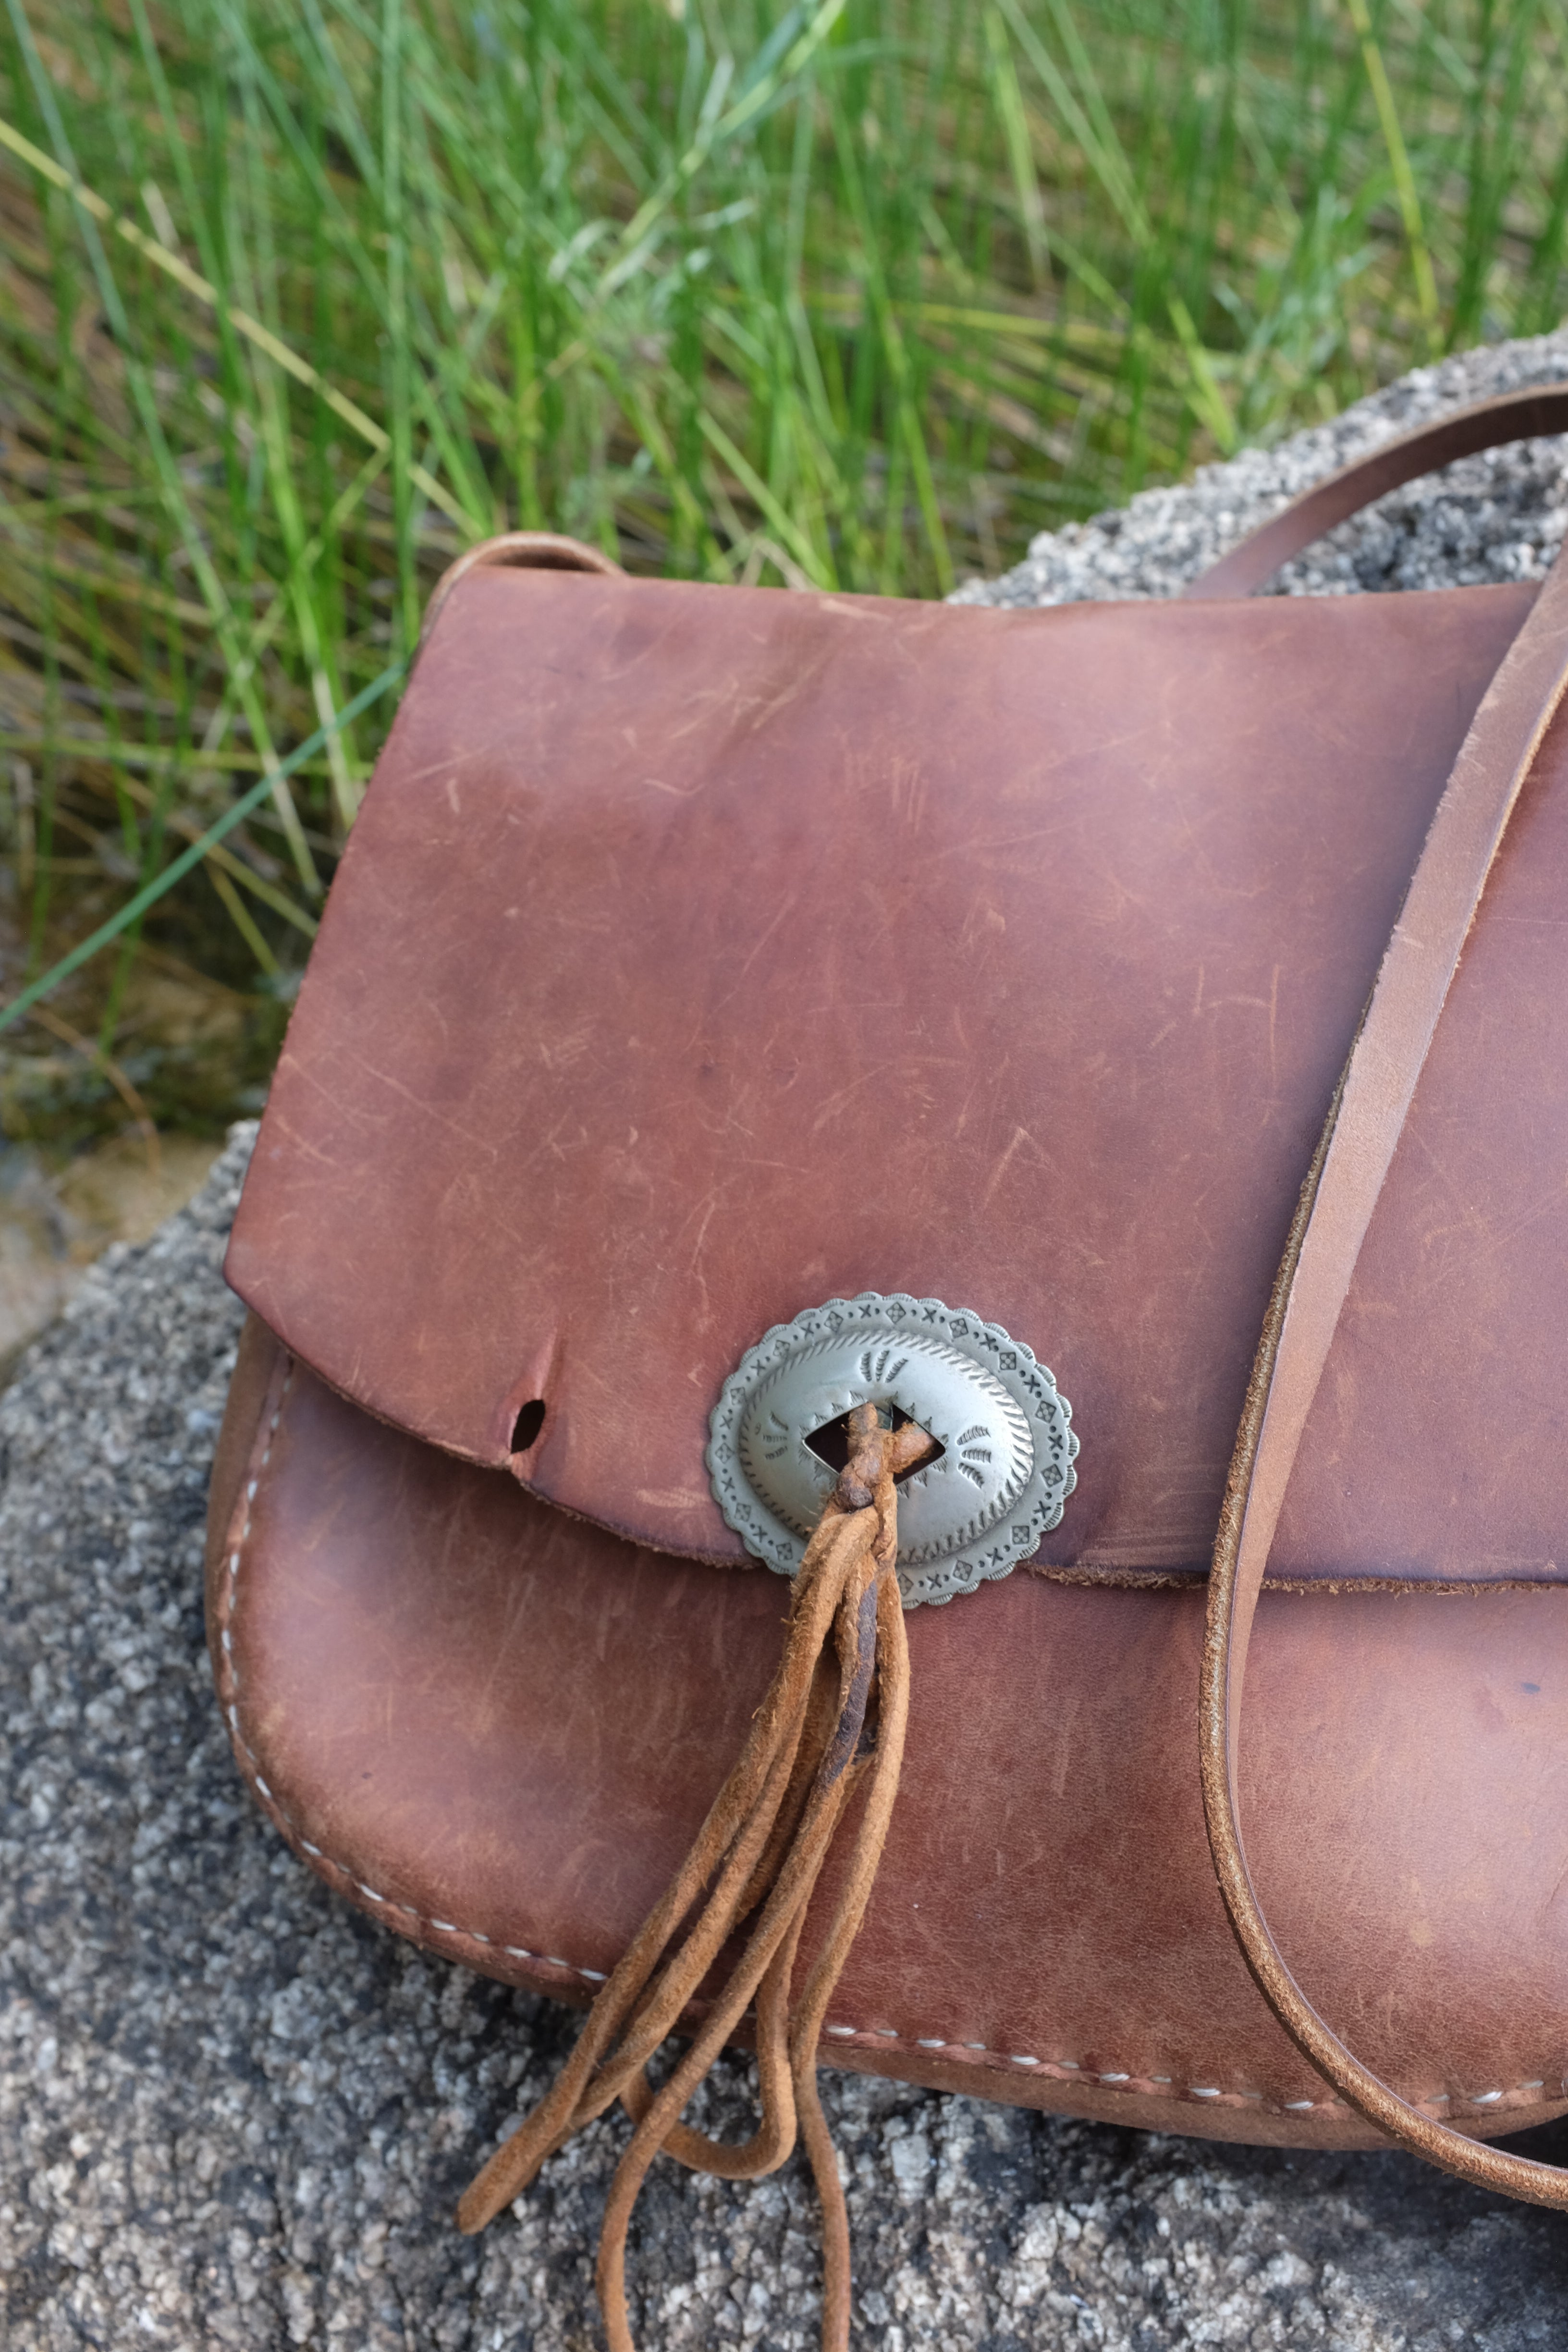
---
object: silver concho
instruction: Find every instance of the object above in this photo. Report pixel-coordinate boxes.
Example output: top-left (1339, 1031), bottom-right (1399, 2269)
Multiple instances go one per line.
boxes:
top-left (705, 1293), bottom-right (1078, 1608)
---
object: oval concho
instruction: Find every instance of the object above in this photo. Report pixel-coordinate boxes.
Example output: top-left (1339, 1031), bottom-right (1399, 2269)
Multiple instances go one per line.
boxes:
top-left (705, 1293), bottom-right (1078, 1608)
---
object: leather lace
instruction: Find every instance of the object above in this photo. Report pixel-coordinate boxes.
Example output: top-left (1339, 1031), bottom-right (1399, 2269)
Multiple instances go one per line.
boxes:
top-left (456, 1402), bottom-right (933, 2352)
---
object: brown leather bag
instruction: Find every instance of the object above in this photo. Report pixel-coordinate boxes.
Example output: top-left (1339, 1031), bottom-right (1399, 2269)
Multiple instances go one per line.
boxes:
top-left (207, 385), bottom-right (1568, 2347)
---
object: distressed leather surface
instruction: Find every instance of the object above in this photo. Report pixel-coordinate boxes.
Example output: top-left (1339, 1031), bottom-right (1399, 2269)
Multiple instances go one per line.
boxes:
top-left (208, 1320), bottom-right (1568, 2149)
top-left (225, 564), bottom-right (1568, 1587)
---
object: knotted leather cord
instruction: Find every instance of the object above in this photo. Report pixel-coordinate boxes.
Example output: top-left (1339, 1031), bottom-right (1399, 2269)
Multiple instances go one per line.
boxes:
top-left (457, 1402), bottom-right (932, 2352)
top-left (1189, 388), bottom-right (1568, 2201)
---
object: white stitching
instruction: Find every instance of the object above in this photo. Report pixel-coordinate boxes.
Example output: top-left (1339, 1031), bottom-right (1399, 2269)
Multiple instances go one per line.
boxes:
top-left (217, 1358), bottom-right (1568, 2122)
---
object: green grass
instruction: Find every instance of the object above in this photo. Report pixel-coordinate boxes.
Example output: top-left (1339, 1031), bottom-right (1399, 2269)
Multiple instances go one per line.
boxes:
top-left (3, 0), bottom-right (1568, 1145)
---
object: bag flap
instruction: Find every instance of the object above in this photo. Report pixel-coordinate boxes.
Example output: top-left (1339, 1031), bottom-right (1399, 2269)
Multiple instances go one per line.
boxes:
top-left (226, 562), bottom-right (1564, 1583)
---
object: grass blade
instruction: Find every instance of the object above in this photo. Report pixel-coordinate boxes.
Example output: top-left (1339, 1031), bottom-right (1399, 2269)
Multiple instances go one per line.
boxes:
top-left (0, 660), bottom-right (404, 1036)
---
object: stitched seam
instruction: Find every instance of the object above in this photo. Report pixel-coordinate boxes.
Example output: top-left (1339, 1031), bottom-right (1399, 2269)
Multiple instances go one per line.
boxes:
top-left (217, 1359), bottom-right (1568, 2121)
top-left (217, 1358), bottom-right (612, 1994)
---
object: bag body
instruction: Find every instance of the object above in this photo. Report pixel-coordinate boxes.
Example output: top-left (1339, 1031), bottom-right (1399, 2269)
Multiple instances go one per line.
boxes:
top-left (209, 1315), bottom-right (1568, 2146)
top-left (208, 393), bottom-right (1568, 2210)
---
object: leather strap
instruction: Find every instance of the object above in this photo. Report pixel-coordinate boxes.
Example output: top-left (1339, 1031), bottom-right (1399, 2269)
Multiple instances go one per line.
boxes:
top-left (419, 529), bottom-right (623, 648)
top-left (458, 1404), bottom-right (932, 2352)
top-left (1198, 391), bottom-right (1568, 2196)
top-left (1185, 383), bottom-right (1568, 599)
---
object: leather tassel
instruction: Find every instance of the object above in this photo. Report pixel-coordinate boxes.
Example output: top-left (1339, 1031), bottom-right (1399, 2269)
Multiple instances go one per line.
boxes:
top-left (457, 1401), bottom-right (931, 2352)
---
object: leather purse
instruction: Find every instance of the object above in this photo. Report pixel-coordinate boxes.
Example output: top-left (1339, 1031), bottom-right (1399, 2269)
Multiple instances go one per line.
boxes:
top-left (206, 384), bottom-right (1568, 2349)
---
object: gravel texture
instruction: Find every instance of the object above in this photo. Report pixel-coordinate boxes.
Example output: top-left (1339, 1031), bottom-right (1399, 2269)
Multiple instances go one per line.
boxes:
top-left (953, 326), bottom-right (1568, 609)
top-left (9, 342), bottom-right (1568, 2352)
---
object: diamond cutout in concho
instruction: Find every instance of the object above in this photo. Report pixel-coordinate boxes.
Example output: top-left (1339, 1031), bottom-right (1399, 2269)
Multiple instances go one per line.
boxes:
top-left (705, 1293), bottom-right (1078, 1608)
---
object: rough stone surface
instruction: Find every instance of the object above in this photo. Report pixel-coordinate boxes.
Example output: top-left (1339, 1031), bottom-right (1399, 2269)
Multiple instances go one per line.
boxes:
top-left (10, 344), bottom-right (1568, 2351)
top-left (953, 326), bottom-right (1568, 610)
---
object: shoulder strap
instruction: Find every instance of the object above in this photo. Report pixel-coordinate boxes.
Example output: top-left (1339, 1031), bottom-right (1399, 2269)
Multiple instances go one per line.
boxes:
top-left (1198, 390), bottom-right (1568, 2198)
top-left (1184, 383), bottom-right (1568, 600)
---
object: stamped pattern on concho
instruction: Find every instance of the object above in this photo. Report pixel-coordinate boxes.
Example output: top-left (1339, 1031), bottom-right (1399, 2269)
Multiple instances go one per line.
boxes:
top-left (706, 1293), bottom-right (1078, 1608)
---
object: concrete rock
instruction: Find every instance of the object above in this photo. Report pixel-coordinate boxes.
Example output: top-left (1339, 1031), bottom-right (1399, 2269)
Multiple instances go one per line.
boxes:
top-left (9, 341), bottom-right (1568, 2349)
